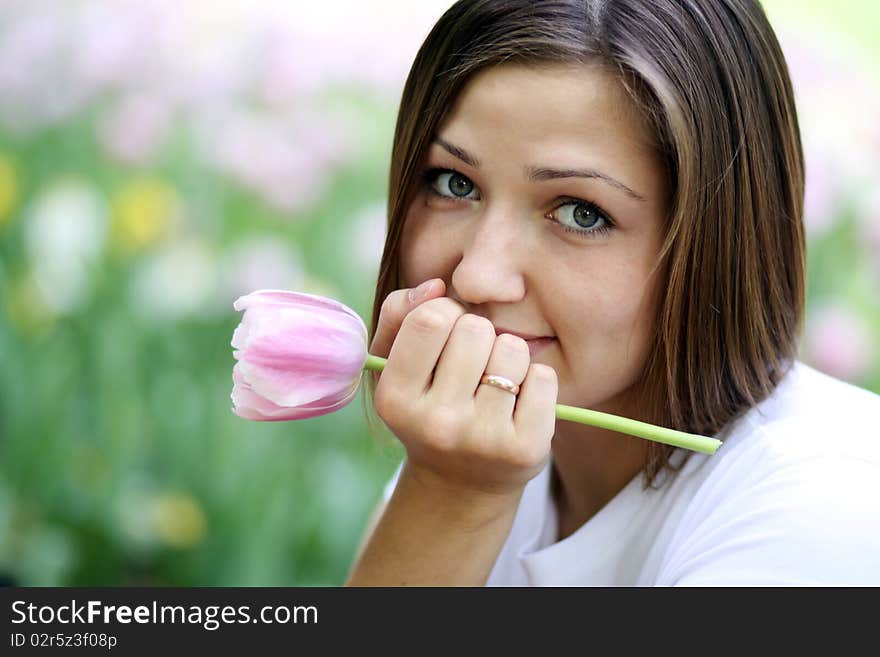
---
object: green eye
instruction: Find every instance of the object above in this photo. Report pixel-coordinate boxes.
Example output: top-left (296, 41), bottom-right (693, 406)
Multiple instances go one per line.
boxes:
top-left (551, 199), bottom-right (615, 239)
top-left (572, 203), bottom-right (602, 228)
top-left (423, 168), bottom-right (478, 200)
top-left (445, 172), bottom-right (473, 197)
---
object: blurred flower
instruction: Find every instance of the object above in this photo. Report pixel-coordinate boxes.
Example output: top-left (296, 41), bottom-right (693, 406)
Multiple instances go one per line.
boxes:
top-left (97, 93), bottom-right (172, 166)
top-left (780, 30), bottom-right (880, 236)
top-left (802, 142), bottom-right (844, 238)
top-left (857, 188), bottom-right (880, 245)
top-left (202, 109), bottom-right (347, 214)
top-left (74, 0), bottom-right (170, 91)
top-left (23, 178), bottom-right (107, 314)
top-left (230, 289), bottom-right (368, 421)
top-left (0, 153), bottom-right (18, 227)
top-left (2, 273), bottom-right (57, 336)
top-left (221, 235), bottom-right (305, 303)
top-left (111, 176), bottom-right (180, 253)
top-left (16, 526), bottom-right (76, 587)
top-left (804, 305), bottom-right (874, 383)
top-left (151, 492), bottom-right (207, 549)
top-left (248, 1), bottom-right (458, 96)
top-left (115, 487), bottom-right (160, 553)
top-left (858, 189), bottom-right (880, 279)
top-left (350, 202), bottom-right (387, 273)
top-left (129, 236), bottom-right (218, 321)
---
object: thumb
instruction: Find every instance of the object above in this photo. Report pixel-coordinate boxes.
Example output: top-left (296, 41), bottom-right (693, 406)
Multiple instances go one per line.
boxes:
top-left (369, 278), bottom-right (446, 361)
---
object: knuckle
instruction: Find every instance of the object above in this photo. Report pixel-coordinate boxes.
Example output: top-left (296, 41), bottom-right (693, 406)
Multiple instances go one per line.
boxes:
top-left (428, 296), bottom-right (467, 315)
top-left (529, 363), bottom-right (557, 386)
top-left (514, 442), bottom-right (547, 470)
top-left (373, 383), bottom-right (403, 419)
top-left (405, 306), bottom-right (449, 335)
top-left (422, 406), bottom-right (463, 448)
top-left (496, 332), bottom-right (529, 353)
top-left (455, 313), bottom-right (494, 337)
top-left (498, 441), bottom-right (536, 470)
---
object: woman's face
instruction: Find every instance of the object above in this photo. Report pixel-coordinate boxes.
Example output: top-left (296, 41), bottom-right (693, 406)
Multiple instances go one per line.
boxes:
top-left (400, 63), bottom-right (669, 415)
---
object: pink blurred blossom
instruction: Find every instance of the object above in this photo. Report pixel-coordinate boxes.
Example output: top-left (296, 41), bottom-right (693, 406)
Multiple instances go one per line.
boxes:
top-left (802, 144), bottom-right (841, 237)
top-left (74, 0), bottom-right (172, 91)
top-left (221, 236), bottom-right (306, 303)
top-left (0, 10), bottom-right (88, 134)
top-left (247, 1), bottom-right (455, 97)
top-left (202, 110), bottom-right (351, 213)
top-left (778, 28), bottom-right (880, 235)
top-left (804, 305), bottom-right (874, 383)
top-left (857, 189), bottom-right (880, 278)
top-left (97, 94), bottom-right (172, 165)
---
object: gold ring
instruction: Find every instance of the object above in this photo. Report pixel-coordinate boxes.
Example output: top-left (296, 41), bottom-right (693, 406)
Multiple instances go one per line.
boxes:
top-left (479, 374), bottom-right (520, 396)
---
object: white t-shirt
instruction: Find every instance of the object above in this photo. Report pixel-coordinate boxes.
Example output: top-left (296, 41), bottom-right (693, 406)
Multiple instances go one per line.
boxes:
top-left (381, 360), bottom-right (880, 585)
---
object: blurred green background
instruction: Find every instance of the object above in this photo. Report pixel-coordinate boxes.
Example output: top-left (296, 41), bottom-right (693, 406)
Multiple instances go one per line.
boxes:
top-left (1, 0), bottom-right (878, 586)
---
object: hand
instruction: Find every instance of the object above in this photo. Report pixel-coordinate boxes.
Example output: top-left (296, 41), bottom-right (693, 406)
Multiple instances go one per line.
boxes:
top-left (370, 279), bottom-right (558, 499)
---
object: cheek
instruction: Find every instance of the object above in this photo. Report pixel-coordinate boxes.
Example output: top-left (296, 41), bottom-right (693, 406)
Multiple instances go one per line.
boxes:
top-left (562, 265), bottom-right (659, 350)
top-left (399, 209), bottom-right (452, 287)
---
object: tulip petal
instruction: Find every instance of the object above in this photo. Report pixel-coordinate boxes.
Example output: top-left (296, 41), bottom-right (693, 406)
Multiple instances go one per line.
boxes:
top-left (234, 305), bottom-right (367, 406)
top-left (232, 363), bottom-right (360, 421)
top-left (230, 288), bottom-right (370, 417)
top-left (237, 357), bottom-right (363, 408)
top-left (233, 289), bottom-right (367, 338)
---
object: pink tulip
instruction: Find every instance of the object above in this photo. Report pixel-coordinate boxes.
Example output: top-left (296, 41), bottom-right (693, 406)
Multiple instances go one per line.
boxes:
top-left (230, 289), bottom-right (368, 421)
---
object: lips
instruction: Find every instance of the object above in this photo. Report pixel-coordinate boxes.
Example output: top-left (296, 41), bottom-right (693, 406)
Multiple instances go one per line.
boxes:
top-left (493, 327), bottom-right (552, 341)
top-left (492, 327), bottom-right (556, 358)
top-left (524, 337), bottom-right (556, 358)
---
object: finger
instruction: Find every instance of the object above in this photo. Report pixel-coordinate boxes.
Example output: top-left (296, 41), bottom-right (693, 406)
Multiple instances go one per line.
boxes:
top-left (382, 296), bottom-right (468, 397)
top-left (512, 364), bottom-right (558, 447)
top-left (473, 333), bottom-right (531, 420)
top-left (370, 279), bottom-right (445, 358)
top-left (429, 314), bottom-right (496, 405)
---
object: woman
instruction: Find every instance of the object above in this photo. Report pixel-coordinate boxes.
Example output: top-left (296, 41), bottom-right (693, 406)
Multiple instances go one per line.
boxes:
top-left (346, 0), bottom-right (880, 585)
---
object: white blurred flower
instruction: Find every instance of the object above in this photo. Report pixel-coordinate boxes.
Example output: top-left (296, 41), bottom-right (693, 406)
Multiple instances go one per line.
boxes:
top-left (130, 237), bottom-right (218, 321)
top-left (350, 202), bottom-right (387, 272)
top-left (804, 305), bottom-right (874, 383)
top-left (220, 235), bottom-right (305, 302)
top-left (114, 477), bottom-right (207, 551)
top-left (97, 93), bottom-right (172, 165)
top-left (23, 178), bottom-right (107, 314)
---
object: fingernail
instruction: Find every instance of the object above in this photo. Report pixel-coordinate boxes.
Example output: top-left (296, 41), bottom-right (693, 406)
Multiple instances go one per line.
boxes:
top-left (408, 279), bottom-right (435, 303)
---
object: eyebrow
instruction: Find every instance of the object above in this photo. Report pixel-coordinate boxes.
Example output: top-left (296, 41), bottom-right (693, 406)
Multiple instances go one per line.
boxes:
top-left (433, 137), bottom-right (647, 203)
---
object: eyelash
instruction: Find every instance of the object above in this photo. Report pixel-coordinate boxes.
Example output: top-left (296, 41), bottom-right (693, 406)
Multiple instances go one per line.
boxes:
top-left (420, 167), bottom-right (615, 239)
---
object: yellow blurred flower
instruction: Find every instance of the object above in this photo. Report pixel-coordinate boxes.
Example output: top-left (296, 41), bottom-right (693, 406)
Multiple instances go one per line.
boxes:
top-left (111, 177), bottom-right (179, 252)
top-left (3, 272), bottom-right (57, 337)
top-left (151, 492), bottom-right (207, 549)
top-left (0, 153), bottom-right (18, 227)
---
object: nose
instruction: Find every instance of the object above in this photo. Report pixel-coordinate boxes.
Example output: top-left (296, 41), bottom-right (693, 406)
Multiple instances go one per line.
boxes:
top-left (450, 206), bottom-right (526, 305)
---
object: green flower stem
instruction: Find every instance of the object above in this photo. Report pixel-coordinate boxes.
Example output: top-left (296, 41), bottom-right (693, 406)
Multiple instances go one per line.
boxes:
top-left (363, 353), bottom-right (720, 455)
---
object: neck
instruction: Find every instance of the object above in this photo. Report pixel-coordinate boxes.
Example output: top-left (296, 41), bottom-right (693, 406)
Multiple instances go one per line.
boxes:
top-left (550, 420), bottom-right (649, 540)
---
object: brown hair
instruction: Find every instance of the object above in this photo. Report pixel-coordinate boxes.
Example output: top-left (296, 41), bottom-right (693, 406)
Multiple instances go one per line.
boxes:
top-left (361, 0), bottom-right (806, 485)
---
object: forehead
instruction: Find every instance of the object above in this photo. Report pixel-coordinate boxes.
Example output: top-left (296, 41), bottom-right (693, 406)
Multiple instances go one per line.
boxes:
top-left (439, 62), bottom-right (655, 153)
